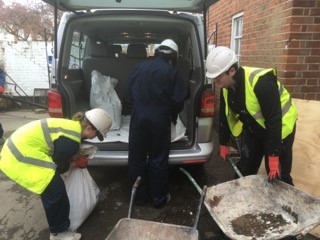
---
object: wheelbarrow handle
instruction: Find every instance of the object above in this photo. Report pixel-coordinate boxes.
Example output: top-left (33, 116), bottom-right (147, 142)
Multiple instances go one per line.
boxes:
top-left (193, 185), bottom-right (207, 229)
top-left (226, 155), bottom-right (243, 178)
top-left (128, 176), bottom-right (141, 218)
top-left (179, 167), bottom-right (202, 194)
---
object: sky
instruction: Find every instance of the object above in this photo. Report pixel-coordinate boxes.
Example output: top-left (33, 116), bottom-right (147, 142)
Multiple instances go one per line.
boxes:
top-left (3, 0), bottom-right (42, 5)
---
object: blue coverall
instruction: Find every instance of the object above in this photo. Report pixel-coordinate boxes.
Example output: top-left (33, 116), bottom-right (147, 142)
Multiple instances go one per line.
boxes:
top-left (125, 56), bottom-right (188, 207)
top-left (0, 68), bottom-right (5, 138)
top-left (0, 68), bottom-right (5, 87)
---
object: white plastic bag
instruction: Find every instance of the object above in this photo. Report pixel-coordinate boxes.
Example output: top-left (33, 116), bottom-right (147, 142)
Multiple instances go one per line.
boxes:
top-left (90, 70), bottom-right (122, 130)
top-left (64, 168), bottom-right (100, 231)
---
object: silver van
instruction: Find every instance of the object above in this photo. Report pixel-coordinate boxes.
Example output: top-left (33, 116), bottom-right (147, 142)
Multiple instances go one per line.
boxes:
top-left (43, 0), bottom-right (217, 166)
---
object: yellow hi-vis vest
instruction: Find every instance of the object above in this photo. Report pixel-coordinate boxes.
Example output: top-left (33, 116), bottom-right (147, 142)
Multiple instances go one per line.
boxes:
top-left (0, 118), bottom-right (81, 194)
top-left (222, 66), bottom-right (298, 139)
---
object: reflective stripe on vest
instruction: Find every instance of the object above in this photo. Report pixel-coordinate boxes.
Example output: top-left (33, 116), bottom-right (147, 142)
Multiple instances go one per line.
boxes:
top-left (6, 137), bottom-right (57, 170)
top-left (246, 68), bottom-right (292, 122)
top-left (41, 119), bottom-right (81, 156)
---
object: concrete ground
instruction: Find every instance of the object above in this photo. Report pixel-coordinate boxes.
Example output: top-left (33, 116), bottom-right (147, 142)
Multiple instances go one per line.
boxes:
top-left (0, 108), bottom-right (319, 240)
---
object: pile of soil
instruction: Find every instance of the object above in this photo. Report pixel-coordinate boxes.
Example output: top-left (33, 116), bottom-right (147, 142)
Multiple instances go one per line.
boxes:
top-left (231, 212), bottom-right (289, 238)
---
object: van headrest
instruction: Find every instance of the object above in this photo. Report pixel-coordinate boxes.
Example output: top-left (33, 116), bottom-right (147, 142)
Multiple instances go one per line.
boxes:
top-left (113, 44), bottom-right (122, 54)
top-left (91, 43), bottom-right (115, 58)
top-left (127, 44), bottom-right (147, 58)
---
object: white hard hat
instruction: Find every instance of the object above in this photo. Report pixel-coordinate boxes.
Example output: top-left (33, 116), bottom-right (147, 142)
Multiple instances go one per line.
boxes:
top-left (85, 108), bottom-right (112, 141)
top-left (158, 39), bottom-right (179, 54)
top-left (205, 46), bottom-right (238, 79)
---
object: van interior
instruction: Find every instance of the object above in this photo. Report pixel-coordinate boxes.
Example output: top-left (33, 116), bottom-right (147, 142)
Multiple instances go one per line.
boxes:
top-left (57, 10), bottom-right (208, 148)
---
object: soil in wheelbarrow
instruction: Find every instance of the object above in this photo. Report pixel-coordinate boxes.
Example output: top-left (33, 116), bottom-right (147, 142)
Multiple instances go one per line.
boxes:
top-left (231, 212), bottom-right (289, 237)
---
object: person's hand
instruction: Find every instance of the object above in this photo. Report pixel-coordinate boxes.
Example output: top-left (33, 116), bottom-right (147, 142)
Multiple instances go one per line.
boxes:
top-left (268, 156), bottom-right (281, 181)
top-left (220, 145), bottom-right (229, 161)
top-left (74, 155), bottom-right (89, 168)
top-left (0, 86), bottom-right (4, 94)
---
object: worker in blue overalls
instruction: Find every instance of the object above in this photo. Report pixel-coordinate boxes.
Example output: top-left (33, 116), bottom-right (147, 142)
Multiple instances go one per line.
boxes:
top-left (125, 39), bottom-right (188, 208)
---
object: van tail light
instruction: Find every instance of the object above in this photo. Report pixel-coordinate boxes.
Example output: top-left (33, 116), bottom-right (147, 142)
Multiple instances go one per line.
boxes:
top-left (200, 89), bottom-right (214, 117)
top-left (47, 90), bottom-right (63, 118)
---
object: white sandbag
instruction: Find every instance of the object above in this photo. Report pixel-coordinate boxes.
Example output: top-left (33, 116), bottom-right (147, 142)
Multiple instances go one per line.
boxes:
top-left (90, 70), bottom-right (122, 130)
top-left (72, 144), bottom-right (98, 160)
top-left (64, 168), bottom-right (100, 231)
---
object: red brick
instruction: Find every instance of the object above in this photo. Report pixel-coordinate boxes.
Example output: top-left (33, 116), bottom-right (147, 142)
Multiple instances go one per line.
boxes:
top-left (284, 85), bottom-right (295, 93)
top-left (301, 86), bottom-right (320, 92)
top-left (280, 71), bottom-right (297, 78)
top-left (309, 9), bottom-right (320, 16)
top-left (305, 56), bottom-right (320, 63)
top-left (305, 93), bottom-right (316, 100)
top-left (291, 93), bottom-right (305, 98)
top-left (292, 8), bottom-right (304, 15)
top-left (304, 72), bottom-right (320, 78)
top-left (283, 78), bottom-right (306, 85)
top-left (307, 25), bottom-right (320, 32)
top-left (308, 64), bottom-right (320, 70)
top-left (306, 79), bottom-right (319, 85)
top-left (291, 17), bottom-right (315, 24)
top-left (286, 64), bottom-right (309, 71)
top-left (285, 40), bottom-right (300, 48)
top-left (292, 0), bottom-right (316, 8)
top-left (306, 40), bottom-right (320, 48)
top-left (286, 48), bottom-right (311, 55)
top-left (311, 49), bottom-right (320, 55)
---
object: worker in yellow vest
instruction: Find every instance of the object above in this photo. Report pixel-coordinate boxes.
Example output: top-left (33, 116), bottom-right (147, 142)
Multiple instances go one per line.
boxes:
top-left (0, 108), bottom-right (112, 240)
top-left (206, 46), bottom-right (298, 185)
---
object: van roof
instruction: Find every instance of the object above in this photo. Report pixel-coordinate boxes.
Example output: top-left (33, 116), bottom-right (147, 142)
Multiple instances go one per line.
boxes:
top-left (42, 0), bottom-right (218, 13)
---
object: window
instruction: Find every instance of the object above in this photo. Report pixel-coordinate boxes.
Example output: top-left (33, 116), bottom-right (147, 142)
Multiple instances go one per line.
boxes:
top-left (230, 12), bottom-right (243, 61)
top-left (69, 32), bottom-right (87, 69)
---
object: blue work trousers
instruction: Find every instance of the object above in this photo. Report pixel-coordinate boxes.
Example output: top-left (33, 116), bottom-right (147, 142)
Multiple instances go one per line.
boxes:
top-left (41, 173), bottom-right (70, 233)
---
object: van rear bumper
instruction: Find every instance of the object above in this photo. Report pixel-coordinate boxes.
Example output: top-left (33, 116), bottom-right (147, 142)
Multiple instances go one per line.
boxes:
top-left (88, 142), bottom-right (214, 166)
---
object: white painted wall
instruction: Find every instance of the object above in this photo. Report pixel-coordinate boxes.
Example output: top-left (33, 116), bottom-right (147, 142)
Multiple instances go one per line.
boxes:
top-left (0, 41), bottom-right (53, 97)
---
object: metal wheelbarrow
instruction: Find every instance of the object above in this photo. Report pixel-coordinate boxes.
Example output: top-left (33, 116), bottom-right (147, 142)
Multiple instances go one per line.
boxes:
top-left (181, 155), bottom-right (320, 240)
top-left (105, 177), bottom-right (207, 240)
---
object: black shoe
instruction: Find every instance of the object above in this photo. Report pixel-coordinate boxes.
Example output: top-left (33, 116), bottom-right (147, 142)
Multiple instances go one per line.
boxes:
top-left (154, 193), bottom-right (171, 209)
top-left (134, 198), bottom-right (147, 206)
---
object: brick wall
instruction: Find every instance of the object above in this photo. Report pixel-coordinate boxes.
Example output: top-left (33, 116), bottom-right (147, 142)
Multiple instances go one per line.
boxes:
top-left (208, 0), bottom-right (320, 100)
top-left (0, 41), bottom-right (52, 97)
top-left (284, 0), bottom-right (320, 100)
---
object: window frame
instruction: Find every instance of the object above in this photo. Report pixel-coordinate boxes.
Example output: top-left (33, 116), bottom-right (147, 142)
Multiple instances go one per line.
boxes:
top-left (230, 12), bottom-right (243, 62)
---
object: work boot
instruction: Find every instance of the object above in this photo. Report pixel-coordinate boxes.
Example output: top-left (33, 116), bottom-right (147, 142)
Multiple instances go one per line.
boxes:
top-left (50, 230), bottom-right (81, 240)
top-left (154, 193), bottom-right (171, 209)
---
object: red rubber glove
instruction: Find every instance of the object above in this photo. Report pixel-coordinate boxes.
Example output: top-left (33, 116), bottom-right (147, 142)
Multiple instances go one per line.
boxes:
top-left (268, 156), bottom-right (281, 180)
top-left (74, 156), bottom-right (89, 168)
top-left (220, 145), bottom-right (229, 161)
top-left (0, 86), bottom-right (4, 94)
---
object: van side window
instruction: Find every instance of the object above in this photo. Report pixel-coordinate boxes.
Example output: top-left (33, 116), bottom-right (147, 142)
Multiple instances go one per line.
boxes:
top-left (69, 32), bottom-right (87, 69)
